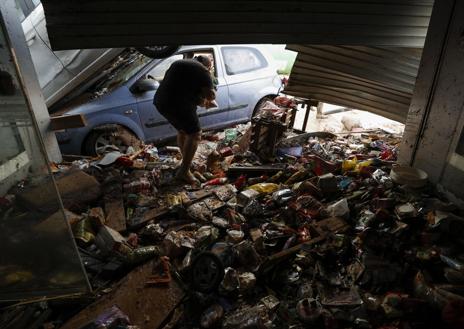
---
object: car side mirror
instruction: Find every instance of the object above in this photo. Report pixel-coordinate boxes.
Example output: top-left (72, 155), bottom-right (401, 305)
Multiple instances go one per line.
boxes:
top-left (130, 78), bottom-right (159, 93)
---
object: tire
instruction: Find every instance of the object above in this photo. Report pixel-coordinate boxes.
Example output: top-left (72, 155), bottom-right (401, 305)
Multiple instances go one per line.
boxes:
top-left (252, 95), bottom-right (276, 118)
top-left (190, 252), bottom-right (224, 293)
top-left (83, 125), bottom-right (140, 156)
top-left (135, 45), bottom-right (180, 59)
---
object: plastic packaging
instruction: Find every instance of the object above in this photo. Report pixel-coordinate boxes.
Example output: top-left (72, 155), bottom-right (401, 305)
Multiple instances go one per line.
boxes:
top-left (223, 304), bottom-right (270, 329)
top-left (326, 198), bottom-right (350, 217)
top-left (93, 305), bottom-right (130, 328)
top-left (247, 183), bottom-right (279, 194)
top-left (268, 170), bottom-right (284, 183)
top-left (234, 174), bottom-right (247, 189)
top-left (238, 272), bottom-right (256, 292)
top-left (200, 304), bottom-right (224, 328)
top-left (272, 189), bottom-right (293, 204)
top-left (285, 170), bottom-right (307, 185)
top-left (226, 229), bottom-right (245, 244)
top-left (123, 179), bottom-right (151, 193)
top-left (203, 177), bottom-right (228, 186)
top-left (125, 246), bottom-right (160, 264)
top-left (248, 175), bottom-right (267, 185)
top-left (355, 159), bottom-right (373, 172)
top-left (296, 298), bottom-right (323, 324)
top-left (224, 128), bottom-right (238, 142)
top-left (342, 157), bottom-right (357, 172)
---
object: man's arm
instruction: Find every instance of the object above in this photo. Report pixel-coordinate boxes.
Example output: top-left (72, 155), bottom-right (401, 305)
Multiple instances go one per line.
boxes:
top-left (201, 87), bottom-right (216, 101)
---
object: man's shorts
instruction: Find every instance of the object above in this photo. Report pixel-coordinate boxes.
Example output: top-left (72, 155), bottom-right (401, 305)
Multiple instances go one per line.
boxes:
top-left (157, 104), bottom-right (200, 135)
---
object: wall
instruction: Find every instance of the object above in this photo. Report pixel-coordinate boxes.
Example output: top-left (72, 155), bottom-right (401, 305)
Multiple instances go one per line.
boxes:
top-left (399, 0), bottom-right (464, 202)
top-left (0, 0), bottom-right (61, 165)
top-left (0, 0), bottom-right (61, 194)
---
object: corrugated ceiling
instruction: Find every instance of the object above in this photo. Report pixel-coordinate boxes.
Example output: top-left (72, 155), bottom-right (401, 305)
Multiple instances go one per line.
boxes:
top-left (42, 0), bottom-right (433, 50)
top-left (41, 0), bottom-right (433, 121)
top-left (284, 45), bottom-right (423, 122)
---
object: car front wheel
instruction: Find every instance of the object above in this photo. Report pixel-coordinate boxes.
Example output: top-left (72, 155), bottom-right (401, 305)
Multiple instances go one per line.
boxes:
top-left (252, 95), bottom-right (276, 118)
top-left (83, 125), bottom-right (141, 156)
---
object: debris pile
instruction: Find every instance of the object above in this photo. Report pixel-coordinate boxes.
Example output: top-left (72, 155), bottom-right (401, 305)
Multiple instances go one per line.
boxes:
top-left (2, 102), bottom-right (464, 329)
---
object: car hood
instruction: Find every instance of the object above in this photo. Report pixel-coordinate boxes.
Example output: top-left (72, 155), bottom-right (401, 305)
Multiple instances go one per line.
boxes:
top-left (52, 86), bottom-right (131, 117)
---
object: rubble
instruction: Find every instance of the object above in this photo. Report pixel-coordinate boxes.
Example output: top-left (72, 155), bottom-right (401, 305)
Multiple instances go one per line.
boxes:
top-left (2, 96), bottom-right (464, 329)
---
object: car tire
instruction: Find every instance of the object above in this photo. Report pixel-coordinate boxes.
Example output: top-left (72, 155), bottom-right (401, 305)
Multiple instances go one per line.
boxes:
top-left (190, 252), bottom-right (224, 293)
top-left (135, 46), bottom-right (180, 59)
top-left (252, 95), bottom-right (276, 118)
top-left (83, 125), bottom-right (140, 156)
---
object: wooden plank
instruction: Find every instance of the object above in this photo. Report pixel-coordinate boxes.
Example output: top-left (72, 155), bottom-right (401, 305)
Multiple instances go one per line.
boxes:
top-left (60, 260), bottom-right (185, 329)
top-left (50, 114), bottom-right (86, 131)
top-left (228, 164), bottom-right (286, 175)
top-left (17, 170), bottom-right (101, 212)
top-left (315, 217), bottom-right (349, 234)
top-left (259, 234), bottom-right (326, 274)
top-left (105, 199), bottom-right (126, 232)
top-left (127, 207), bottom-right (169, 229)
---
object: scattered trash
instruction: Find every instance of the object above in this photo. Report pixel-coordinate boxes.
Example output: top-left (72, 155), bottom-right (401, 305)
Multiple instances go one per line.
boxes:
top-left (2, 103), bottom-right (463, 329)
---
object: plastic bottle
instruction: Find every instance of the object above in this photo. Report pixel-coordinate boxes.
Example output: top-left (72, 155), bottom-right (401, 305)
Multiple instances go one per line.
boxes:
top-left (203, 177), bottom-right (228, 186)
top-left (200, 304), bottom-right (224, 328)
top-left (123, 179), bottom-right (151, 192)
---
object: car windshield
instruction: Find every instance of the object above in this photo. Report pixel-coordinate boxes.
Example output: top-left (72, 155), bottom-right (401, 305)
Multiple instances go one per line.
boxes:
top-left (91, 50), bottom-right (152, 96)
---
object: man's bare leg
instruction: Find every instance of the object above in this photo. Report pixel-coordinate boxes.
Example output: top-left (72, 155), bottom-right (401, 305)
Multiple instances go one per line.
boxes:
top-left (177, 131), bottom-right (187, 162)
top-left (176, 131), bottom-right (201, 183)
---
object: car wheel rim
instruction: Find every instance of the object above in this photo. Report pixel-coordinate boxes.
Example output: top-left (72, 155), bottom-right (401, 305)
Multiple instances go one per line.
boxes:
top-left (95, 133), bottom-right (125, 155)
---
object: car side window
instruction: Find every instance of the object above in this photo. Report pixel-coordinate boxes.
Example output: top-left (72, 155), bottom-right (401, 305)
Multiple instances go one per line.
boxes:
top-left (147, 54), bottom-right (183, 81)
top-left (221, 46), bottom-right (268, 75)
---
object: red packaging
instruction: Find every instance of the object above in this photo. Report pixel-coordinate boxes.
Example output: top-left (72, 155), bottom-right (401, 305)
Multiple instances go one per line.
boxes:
top-left (204, 177), bottom-right (228, 186)
top-left (116, 156), bottom-right (134, 167)
top-left (219, 147), bottom-right (234, 157)
top-left (234, 175), bottom-right (247, 189)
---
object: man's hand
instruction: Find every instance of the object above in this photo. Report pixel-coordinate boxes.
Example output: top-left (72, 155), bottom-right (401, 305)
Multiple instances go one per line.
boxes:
top-left (199, 88), bottom-right (217, 109)
top-left (201, 87), bottom-right (216, 101)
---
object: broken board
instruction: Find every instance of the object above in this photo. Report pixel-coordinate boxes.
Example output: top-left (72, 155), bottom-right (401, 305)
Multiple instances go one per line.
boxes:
top-left (50, 114), bottom-right (86, 131)
top-left (17, 170), bottom-right (101, 212)
top-left (105, 199), bottom-right (126, 232)
top-left (228, 164), bottom-right (286, 175)
top-left (61, 260), bottom-right (184, 329)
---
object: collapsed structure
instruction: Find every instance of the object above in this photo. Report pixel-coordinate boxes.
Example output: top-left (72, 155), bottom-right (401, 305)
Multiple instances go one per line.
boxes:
top-left (2, 98), bottom-right (463, 329)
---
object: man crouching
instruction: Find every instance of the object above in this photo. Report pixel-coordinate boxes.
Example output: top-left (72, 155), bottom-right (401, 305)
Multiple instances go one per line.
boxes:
top-left (153, 57), bottom-right (216, 184)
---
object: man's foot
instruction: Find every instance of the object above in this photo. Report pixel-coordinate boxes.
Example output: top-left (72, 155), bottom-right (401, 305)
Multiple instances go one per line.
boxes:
top-left (176, 169), bottom-right (200, 185)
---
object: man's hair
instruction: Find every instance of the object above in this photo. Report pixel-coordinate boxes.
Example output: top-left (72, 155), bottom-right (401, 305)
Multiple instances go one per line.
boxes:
top-left (194, 55), bottom-right (212, 69)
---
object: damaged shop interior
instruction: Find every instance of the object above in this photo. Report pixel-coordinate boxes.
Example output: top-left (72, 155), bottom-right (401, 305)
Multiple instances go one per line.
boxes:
top-left (2, 0), bottom-right (464, 328)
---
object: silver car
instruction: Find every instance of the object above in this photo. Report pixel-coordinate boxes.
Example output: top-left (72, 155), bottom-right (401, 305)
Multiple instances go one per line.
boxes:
top-left (55, 45), bottom-right (282, 155)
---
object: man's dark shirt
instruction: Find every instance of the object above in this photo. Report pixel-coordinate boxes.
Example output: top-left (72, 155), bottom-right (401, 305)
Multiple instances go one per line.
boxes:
top-left (154, 59), bottom-right (213, 110)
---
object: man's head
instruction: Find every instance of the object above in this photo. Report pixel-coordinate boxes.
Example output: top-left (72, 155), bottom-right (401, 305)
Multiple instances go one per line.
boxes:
top-left (194, 55), bottom-right (212, 71)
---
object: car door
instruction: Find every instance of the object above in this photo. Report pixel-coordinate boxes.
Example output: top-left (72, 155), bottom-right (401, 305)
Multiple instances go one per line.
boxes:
top-left (134, 54), bottom-right (183, 142)
top-left (184, 47), bottom-right (230, 131)
top-left (219, 46), bottom-right (273, 121)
